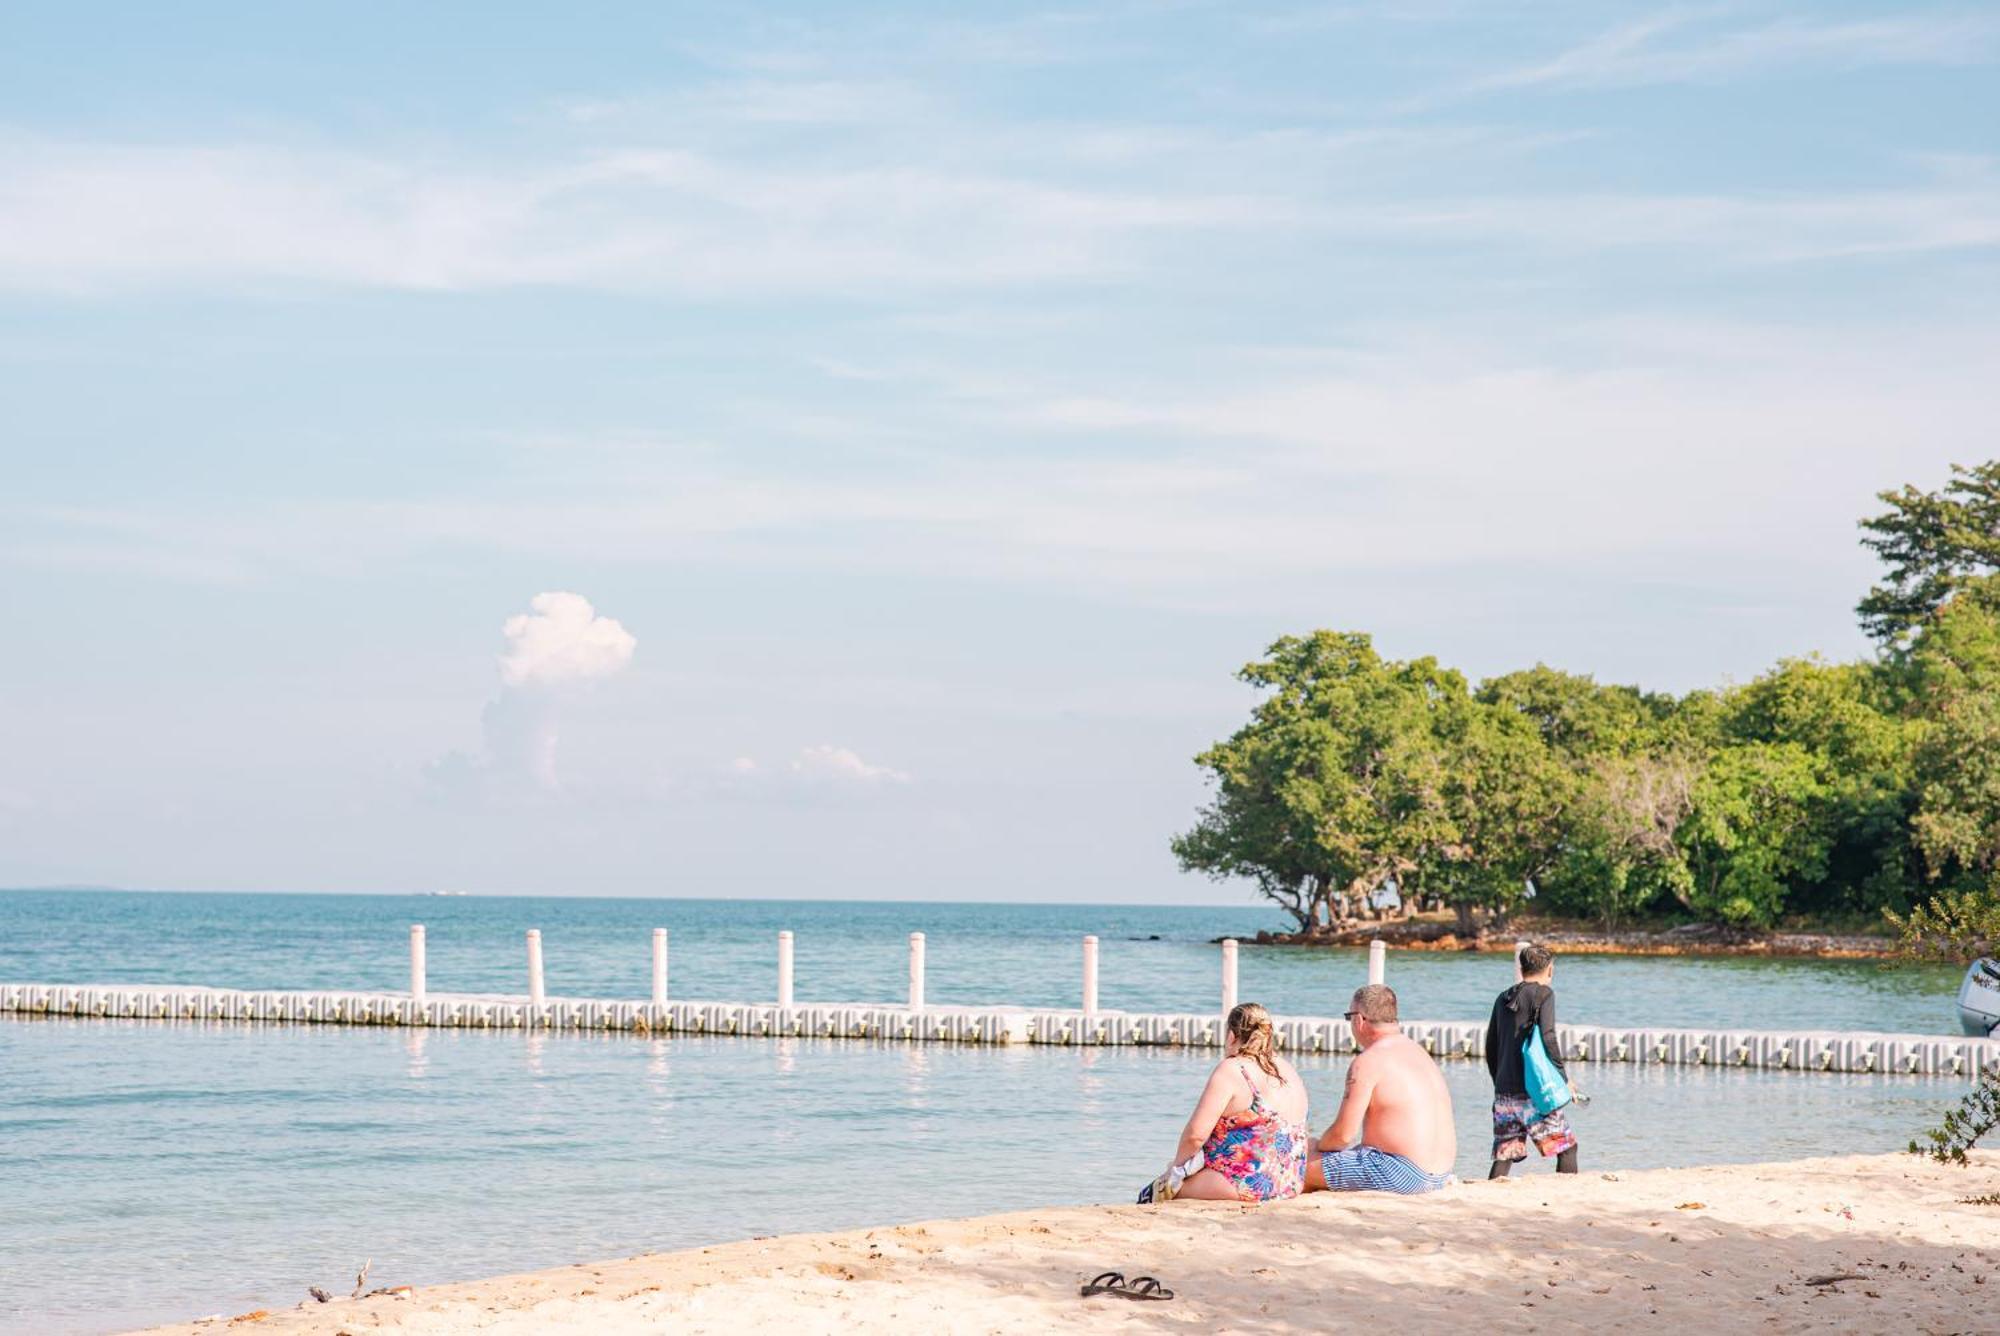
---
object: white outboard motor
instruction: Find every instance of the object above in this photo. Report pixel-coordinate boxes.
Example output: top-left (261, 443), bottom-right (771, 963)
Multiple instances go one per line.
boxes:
top-left (1958, 958), bottom-right (2000, 1036)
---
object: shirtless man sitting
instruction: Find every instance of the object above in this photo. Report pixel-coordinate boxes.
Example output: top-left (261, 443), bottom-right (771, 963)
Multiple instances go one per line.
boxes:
top-left (1303, 983), bottom-right (1456, 1194)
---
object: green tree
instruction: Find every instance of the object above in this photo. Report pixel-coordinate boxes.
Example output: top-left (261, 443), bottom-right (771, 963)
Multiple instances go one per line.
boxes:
top-left (1677, 743), bottom-right (1830, 927)
top-left (1723, 657), bottom-right (1917, 918)
top-left (1858, 460), bottom-right (2000, 644)
top-left (1541, 752), bottom-right (1697, 928)
top-left (1476, 664), bottom-right (1666, 760)
top-left (1428, 697), bottom-right (1572, 936)
top-left (1478, 666), bottom-right (1684, 927)
top-left (1892, 888), bottom-right (2000, 963)
top-left (1902, 578), bottom-right (2000, 892)
top-left (1172, 632), bottom-right (1463, 932)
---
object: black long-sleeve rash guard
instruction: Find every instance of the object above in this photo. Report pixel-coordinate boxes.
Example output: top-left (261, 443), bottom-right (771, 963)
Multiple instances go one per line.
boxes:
top-left (1485, 980), bottom-right (1567, 1097)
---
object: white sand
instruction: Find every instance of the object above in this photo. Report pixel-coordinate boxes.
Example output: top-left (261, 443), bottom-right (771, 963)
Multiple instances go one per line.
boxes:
top-left (144, 1153), bottom-right (2000, 1334)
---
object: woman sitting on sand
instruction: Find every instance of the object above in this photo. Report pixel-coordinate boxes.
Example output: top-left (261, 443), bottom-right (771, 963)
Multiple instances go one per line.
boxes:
top-left (1139, 1003), bottom-right (1309, 1203)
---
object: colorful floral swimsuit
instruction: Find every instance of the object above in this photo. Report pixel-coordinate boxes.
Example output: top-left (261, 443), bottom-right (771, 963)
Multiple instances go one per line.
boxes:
top-left (1201, 1062), bottom-right (1308, 1202)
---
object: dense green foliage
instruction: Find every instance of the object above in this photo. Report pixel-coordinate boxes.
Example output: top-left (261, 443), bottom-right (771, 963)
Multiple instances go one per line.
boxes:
top-left (1858, 460), bottom-right (2000, 645)
top-left (1178, 462), bottom-right (2000, 937)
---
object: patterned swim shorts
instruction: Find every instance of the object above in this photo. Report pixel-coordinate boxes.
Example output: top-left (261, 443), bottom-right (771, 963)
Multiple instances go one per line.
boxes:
top-left (1491, 1093), bottom-right (1576, 1162)
top-left (1318, 1145), bottom-right (1451, 1194)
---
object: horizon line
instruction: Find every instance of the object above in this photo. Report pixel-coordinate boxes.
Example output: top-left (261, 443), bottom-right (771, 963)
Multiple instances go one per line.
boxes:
top-left (0, 884), bottom-right (1271, 911)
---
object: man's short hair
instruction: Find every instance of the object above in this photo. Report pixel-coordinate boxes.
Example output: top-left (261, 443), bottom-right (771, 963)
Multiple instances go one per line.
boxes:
top-left (1518, 942), bottom-right (1554, 977)
top-left (1350, 983), bottom-right (1398, 1024)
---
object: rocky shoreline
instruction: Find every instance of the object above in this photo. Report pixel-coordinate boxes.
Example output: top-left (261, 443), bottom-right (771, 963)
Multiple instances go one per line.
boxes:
top-left (1243, 918), bottom-right (1903, 960)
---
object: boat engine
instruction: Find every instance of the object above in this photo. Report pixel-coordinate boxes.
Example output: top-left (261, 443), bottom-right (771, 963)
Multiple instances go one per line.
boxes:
top-left (1957, 958), bottom-right (2000, 1037)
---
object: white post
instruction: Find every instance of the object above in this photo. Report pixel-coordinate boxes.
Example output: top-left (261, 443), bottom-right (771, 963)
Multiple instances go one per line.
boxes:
top-left (409, 924), bottom-right (427, 1003)
top-left (778, 930), bottom-right (794, 1008)
top-left (526, 929), bottom-right (545, 1007)
top-left (1221, 938), bottom-right (1238, 1021)
top-left (1367, 938), bottom-right (1386, 986)
top-left (1514, 939), bottom-right (1530, 981)
top-left (1082, 935), bottom-right (1099, 1017)
top-left (908, 932), bottom-right (926, 1010)
top-left (652, 928), bottom-right (668, 1005)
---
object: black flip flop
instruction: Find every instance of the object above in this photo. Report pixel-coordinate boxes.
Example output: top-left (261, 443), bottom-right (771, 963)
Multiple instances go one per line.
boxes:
top-left (1080, 1272), bottom-right (1175, 1301)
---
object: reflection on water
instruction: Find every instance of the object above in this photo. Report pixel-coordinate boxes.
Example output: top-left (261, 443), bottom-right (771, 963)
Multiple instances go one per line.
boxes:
top-left (900, 1043), bottom-right (929, 1111)
top-left (1, 1016), bottom-right (1974, 1335)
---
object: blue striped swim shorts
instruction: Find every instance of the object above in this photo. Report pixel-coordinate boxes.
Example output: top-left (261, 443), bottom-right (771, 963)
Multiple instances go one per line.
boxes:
top-left (1320, 1145), bottom-right (1451, 1194)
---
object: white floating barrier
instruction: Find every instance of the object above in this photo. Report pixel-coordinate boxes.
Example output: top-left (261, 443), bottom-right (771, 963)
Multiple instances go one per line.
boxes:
top-left (6, 981), bottom-right (1991, 1075)
top-left (1367, 939), bottom-right (1386, 986)
top-left (4, 927), bottom-right (1990, 1082)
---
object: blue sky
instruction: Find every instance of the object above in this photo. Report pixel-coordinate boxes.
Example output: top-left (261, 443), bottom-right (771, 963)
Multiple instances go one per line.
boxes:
top-left (1, 2), bottom-right (1996, 900)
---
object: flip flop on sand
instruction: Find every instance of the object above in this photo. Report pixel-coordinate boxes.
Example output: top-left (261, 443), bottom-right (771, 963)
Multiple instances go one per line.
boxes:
top-left (1080, 1273), bottom-right (1175, 1301)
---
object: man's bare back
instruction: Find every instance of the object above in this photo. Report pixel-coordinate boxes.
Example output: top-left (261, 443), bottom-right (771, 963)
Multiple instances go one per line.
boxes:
top-left (1304, 985), bottom-right (1458, 1192)
top-left (1344, 1033), bottom-right (1456, 1174)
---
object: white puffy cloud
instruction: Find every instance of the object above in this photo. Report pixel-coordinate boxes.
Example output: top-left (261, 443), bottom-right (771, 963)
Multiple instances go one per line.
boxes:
top-left (498, 591), bottom-right (636, 689)
top-left (787, 745), bottom-right (911, 785)
top-left (426, 592), bottom-right (637, 797)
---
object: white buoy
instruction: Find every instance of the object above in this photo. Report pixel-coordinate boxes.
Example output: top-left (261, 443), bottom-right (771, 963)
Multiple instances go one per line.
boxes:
top-left (409, 925), bottom-right (427, 1004)
top-left (1367, 938), bottom-right (1386, 986)
top-left (651, 928), bottom-right (668, 1005)
top-left (1515, 939), bottom-right (1531, 981)
top-left (1082, 935), bottom-right (1099, 1018)
top-left (778, 930), bottom-right (794, 1008)
top-left (908, 932), bottom-right (926, 1011)
top-left (1221, 938), bottom-right (1238, 1021)
top-left (526, 929), bottom-right (546, 1007)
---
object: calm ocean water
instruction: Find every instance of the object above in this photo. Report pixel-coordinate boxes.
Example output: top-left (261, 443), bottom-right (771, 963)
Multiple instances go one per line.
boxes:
top-left (0, 891), bottom-right (1974, 1334)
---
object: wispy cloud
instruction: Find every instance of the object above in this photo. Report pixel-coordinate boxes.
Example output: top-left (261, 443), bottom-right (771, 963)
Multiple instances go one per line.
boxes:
top-left (0, 123), bottom-right (1991, 296)
top-left (1463, 8), bottom-right (2000, 95)
top-left (14, 320), bottom-right (1996, 611)
top-left (695, 746), bottom-right (913, 803)
top-left (787, 744), bottom-right (910, 785)
top-left (0, 134), bottom-right (1294, 296)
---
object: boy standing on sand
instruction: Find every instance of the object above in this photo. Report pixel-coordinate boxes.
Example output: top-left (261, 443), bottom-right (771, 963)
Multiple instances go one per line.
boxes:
top-left (1485, 942), bottom-right (1578, 1179)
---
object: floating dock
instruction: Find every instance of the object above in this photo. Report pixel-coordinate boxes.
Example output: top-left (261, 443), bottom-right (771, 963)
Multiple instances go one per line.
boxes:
top-left (4, 982), bottom-right (1993, 1078)
top-left (9, 925), bottom-right (1986, 1077)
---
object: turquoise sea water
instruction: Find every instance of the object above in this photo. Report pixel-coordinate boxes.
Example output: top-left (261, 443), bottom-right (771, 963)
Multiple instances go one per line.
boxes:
top-left (0, 891), bottom-right (1974, 1334)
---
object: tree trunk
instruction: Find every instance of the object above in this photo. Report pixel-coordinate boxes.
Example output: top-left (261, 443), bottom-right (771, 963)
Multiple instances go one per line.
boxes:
top-left (1453, 900), bottom-right (1476, 937)
top-left (1309, 875), bottom-right (1332, 932)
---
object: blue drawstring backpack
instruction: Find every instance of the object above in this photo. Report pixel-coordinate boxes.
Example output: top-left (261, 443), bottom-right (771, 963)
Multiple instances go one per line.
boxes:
top-left (1522, 1024), bottom-right (1572, 1118)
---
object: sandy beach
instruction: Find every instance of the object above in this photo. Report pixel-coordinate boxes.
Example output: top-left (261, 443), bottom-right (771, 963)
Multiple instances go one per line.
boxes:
top-left (143, 1152), bottom-right (2000, 1335)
